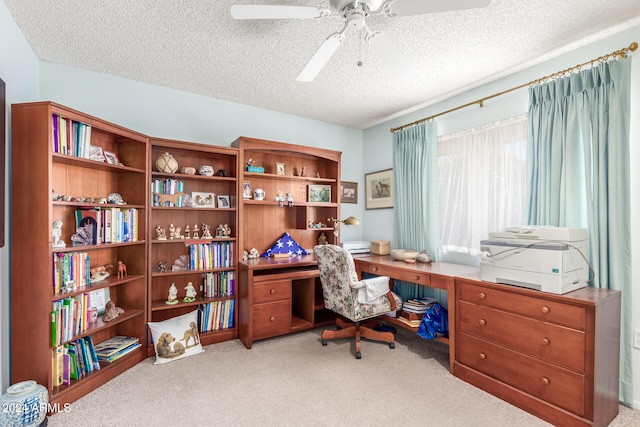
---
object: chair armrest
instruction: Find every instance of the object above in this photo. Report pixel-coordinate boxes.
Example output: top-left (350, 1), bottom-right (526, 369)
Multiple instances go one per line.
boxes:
top-left (350, 276), bottom-right (390, 290)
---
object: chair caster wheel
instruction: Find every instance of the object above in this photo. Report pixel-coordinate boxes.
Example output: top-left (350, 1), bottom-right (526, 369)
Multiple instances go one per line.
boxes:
top-left (322, 340), bottom-right (327, 346)
top-left (355, 352), bottom-right (361, 359)
top-left (389, 342), bottom-right (395, 349)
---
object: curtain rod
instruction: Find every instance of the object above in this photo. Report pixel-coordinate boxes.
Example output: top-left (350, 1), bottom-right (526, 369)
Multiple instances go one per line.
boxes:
top-left (390, 41), bottom-right (638, 133)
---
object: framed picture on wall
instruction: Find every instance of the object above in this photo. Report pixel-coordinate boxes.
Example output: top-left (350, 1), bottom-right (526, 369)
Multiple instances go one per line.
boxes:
top-left (341, 181), bottom-right (357, 204)
top-left (365, 168), bottom-right (393, 209)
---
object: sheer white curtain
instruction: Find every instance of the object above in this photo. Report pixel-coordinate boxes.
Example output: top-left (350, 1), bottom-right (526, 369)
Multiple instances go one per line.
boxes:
top-left (438, 115), bottom-right (528, 255)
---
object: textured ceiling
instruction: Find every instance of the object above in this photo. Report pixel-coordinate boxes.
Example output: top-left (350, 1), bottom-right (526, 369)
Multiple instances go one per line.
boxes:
top-left (4, 0), bottom-right (640, 129)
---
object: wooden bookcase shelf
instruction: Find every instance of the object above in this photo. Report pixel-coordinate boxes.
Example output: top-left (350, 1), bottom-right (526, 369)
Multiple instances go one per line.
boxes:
top-left (11, 101), bottom-right (149, 406)
top-left (147, 137), bottom-right (239, 352)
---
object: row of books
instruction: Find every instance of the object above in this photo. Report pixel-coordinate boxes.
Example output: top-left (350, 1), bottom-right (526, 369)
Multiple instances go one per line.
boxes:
top-left (199, 299), bottom-right (234, 333)
top-left (52, 114), bottom-right (92, 158)
top-left (53, 252), bottom-right (90, 294)
top-left (75, 207), bottom-right (139, 245)
top-left (51, 289), bottom-right (107, 346)
top-left (93, 335), bottom-right (141, 363)
top-left (151, 179), bottom-right (185, 207)
top-left (53, 336), bottom-right (100, 387)
top-left (202, 271), bottom-right (235, 298)
top-left (188, 241), bottom-right (234, 270)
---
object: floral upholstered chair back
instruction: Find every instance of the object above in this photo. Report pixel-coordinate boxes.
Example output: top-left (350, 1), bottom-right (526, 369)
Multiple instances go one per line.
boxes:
top-left (314, 244), bottom-right (398, 322)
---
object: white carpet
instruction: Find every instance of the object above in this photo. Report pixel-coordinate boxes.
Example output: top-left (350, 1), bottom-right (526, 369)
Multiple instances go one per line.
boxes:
top-left (48, 327), bottom-right (639, 426)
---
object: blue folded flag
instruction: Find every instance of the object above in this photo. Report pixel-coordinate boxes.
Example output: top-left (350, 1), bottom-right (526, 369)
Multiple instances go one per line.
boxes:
top-left (261, 232), bottom-right (309, 257)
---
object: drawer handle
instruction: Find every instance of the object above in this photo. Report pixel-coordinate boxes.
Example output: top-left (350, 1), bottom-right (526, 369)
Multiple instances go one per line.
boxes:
top-left (541, 377), bottom-right (550, 385)
top-left (478, 319), bottom-right (486, 326)
top-left (541, 306), bottom-right (550, 314)
top-left (270, 316), bottom-right (275, 322)
top-left (372, 267), bottom-right (378, 272)
top-left (270, 289), bottom-right (276, 295)
top-left (414, 275), bottom-right (420, 281)
top-left (479, 353), bottom-right (486, 360)
top-left (542, 338), bottom-right (550, 346)
top-left (479, 292), bottom-right (486, 299)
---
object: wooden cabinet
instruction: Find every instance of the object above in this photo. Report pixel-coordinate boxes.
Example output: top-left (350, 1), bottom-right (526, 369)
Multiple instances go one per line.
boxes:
top-left (147, 138), bottom-right (239, 351)
top-left (453, 278), bottom-right (621, 427)
top-left (231, 136), bottom-right (342, 253)
top-left (230, 136), bottom-right (341, 349)
top-left (237, 257), bottom-right (335, 348)
top-left (11, 101), bottom-right (148, 406)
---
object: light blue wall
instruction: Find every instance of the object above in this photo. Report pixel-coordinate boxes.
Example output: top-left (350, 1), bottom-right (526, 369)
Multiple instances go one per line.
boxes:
top-left (364, 24), bottom-right (640, 408)
top-left (0, 0), bottom-right (40, 394)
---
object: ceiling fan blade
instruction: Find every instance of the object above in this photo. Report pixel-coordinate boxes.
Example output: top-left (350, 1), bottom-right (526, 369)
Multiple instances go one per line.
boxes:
top-left (297, 33), bottom-right (345, 82)
top-left (367, 31), bottom-right (415, 79)
top-left (230, 5), bottom-right (328, 20)
top-left (385, 0), bottom-right (491, 17)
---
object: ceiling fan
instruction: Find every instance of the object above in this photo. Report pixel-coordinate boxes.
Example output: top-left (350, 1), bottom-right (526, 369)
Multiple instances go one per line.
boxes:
top-left (230, 0), bottom-right (491, 82)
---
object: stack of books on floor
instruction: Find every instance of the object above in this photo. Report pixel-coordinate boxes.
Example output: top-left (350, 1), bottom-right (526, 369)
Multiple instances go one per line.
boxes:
top-left (396, 297), bottom-right (438, 328)
top-left (93, 336), bottom-right (141, 363)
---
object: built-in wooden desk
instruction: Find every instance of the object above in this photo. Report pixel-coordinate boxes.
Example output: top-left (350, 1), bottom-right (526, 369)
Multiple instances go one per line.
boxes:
top-left (353, 254), bottom-right (480, 371)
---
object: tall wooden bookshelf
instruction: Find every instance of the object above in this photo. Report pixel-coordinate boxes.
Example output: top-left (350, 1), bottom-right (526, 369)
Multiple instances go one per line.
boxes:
top-left (11, 102), bottom-right (149, 406)
top-left (147, 138), bottom-right (239, 354)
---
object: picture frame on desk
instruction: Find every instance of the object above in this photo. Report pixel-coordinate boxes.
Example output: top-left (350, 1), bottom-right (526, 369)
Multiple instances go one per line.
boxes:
top-left (365, 168), bottom-right (393, 209)
top-left (341, 181), bottom-right (357, 204)
top-left (191, 191), bottom-right (216, 208)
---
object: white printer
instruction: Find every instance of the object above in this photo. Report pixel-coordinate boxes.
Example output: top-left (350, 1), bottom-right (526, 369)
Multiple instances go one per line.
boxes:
top-left (340, 241), bottom-right (371, 254)
top-left (480, 226), bottom-right (589, 294)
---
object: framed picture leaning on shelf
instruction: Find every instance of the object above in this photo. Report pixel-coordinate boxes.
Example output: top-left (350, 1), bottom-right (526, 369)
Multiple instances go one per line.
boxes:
top-left (217, 195), bottom-right (230, 208)
top-left (308, 184), bottom-right (331, 203)
top-left (104, 150), bottom-right (119, 165)
top-left (365, 168), bottom-right (393, 209)
top-left (275, 162), bottom-right (286, 175)
top-left (192, 191), bottom-right (216, 208)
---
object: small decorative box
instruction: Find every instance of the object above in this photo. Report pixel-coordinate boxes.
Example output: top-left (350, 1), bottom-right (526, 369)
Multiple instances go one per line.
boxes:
top-left (247, 166), bottom-right (265, 173)
top-left (370, 240), bottom-right (390, 255)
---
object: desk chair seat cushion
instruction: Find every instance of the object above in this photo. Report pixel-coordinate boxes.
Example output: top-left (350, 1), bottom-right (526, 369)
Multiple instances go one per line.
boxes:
top-left (314, 244), bottom-right (401, 322)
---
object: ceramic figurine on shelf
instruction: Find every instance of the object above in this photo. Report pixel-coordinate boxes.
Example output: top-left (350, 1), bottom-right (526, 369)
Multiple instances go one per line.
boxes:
top-left (274, 191), bottom-right (284, 207)
top-left (184, 282), bottom-right (197, 302)
top-left (168, 223), bottom-right (176, 239)
top-left (318, 231), bottom-right (328, 246)
top-left (166, 282), bottom-right (178, 305)
top-left (202, 224), bottom-right (212, 238)
top-left (223, 224), bottom-right (232, 237)
top-left (174, 226), bottom-right (182, 239)
top-left (285, 192), bottom-right (294, 207)
top-left (158, 261), bottom-right (167, 273)
top-left (184, 225), bottom-right (191, 239)
top-left (192, 224), bottom-right (199, 239)
top-left (117, 261), bottom-right (127, 279)
top-left (299, 166), bottom-right (306, 177)
top-left (156, 225), bottom-right (167, 240)
top-left (103, 300), bottom-right (124, 322)
top-left (52, 220), bottom-right (66, 248)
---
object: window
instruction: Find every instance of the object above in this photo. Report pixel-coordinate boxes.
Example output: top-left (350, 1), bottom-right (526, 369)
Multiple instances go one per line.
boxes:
top-left (437, 115), bottom-right (528, 254)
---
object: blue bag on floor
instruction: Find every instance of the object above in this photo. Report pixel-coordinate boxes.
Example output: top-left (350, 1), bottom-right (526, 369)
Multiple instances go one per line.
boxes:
top-left (417, 303), bottom-right (448, 340)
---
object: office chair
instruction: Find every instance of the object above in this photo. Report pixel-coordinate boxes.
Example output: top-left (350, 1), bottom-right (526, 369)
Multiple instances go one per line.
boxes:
top-left (314, 244), bottom-right (402, 359)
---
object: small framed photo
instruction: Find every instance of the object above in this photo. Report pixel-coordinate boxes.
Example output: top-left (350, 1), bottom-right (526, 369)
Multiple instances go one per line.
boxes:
top-left (308, 184), bottom-right (331, 203)
top-left (275, 162), bottom-right (286, 175)
top-left (191, 191), bottom-right (216, 208)
top-left (217, 195), bottom-right (230, 208)
top-left (103, 151), bottom-right (119, 165)
top-left (365, 168), bottom-right (393, 209)
top-left (88, 145), bottom-right (106, 162)
top-left (341, 181), bottom-right (358, 204)
top-left (242, 182), bottom-right (252, 199)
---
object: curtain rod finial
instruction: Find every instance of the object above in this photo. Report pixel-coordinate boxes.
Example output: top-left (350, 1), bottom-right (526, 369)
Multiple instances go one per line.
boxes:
top-left (630, 42), bottom-right (638, 52)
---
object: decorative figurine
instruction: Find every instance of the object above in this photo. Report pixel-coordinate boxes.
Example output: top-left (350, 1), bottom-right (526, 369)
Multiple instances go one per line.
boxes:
top-left (174, 226), bottom-right (182, 239)
top-left (223, 224), bottom-right (231, 237)
top-left (216, 224), bottom-right (226, 238)
top-left (103, 300), bottom-right (125, 322)
top-left (184, 225), bottom-right (191, 239)
top-left (183, 282), bottom-right (197, 302)
top-left (192, 224), bottom-right (199, 239)
top-left (166, 282), bottom-right (178, 305)
top-left (285, 192), bottom-right (294, 207)
top-left (52, 220), bottom-right (66, 248)
top-left (158, 261), bottom-right (167, 273)
top-left (156, 225), bottom-right (167, 240)
top-left (172, 254), bottom-right (188, 271)
top-left (247, 247), bottom-right (260, 259)
top-left (90, 263), bottom-right (113, 282)
top-left (242, 249), bottom-right (249, 261)
top-left (318, 231), bottom-right (328, 246)
top-left (168, 223), bottom-right (176, 239)
top-left (201, 224), bottom-right (212, 238)
top-left (299, 166), bottom-right (306, 177)
top-left (274, 191), bottom-right (284, 208)
top-left (117, 260), bottom-right (127, 279)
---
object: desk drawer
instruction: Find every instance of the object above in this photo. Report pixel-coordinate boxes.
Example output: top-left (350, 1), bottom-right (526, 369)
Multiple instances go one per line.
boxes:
top-left (252, 301), bottom-right (291, 340)
top-left (457, 333), bottom-right (585, 416)
top-left (253, 280), bottom-right (292, 304)
top-left (458, 301), bottom-right (586, 372)
top-left (365, 264), bottom-right (431, 287)
top-left (458, 281), bottom-right (586, 330)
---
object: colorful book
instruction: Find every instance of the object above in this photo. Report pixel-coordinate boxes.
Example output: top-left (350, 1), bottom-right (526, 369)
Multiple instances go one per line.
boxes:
top-left (94, 336), bottom-right (140, 358)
